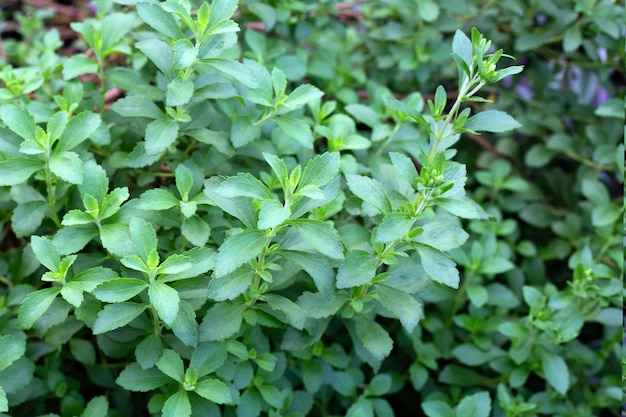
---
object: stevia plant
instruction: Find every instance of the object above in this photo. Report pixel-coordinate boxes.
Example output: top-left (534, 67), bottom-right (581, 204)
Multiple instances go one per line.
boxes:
top-left (0, 0), bottom-right (623, 416)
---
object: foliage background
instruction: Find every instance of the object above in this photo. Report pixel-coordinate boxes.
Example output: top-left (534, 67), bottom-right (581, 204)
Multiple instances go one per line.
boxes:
top-left (0, 0), bottom-right (624, 416)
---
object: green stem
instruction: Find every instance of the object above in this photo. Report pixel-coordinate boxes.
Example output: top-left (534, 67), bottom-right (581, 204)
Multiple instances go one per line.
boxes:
top-left (44, 158), bottom-right (62, 228)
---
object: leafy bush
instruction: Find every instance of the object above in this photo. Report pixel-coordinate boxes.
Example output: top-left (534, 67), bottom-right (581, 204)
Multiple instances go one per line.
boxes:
top-left (0, 1), bottom-right (623, 416)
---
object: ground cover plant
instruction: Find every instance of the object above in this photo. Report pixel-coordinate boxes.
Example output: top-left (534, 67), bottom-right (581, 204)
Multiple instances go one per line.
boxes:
top-left (0, 0), bottom-right (623, 416)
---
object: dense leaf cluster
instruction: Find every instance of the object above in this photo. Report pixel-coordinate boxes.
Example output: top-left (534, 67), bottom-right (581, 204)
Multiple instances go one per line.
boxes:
top-left (0, 1), bottom-right (623, 417)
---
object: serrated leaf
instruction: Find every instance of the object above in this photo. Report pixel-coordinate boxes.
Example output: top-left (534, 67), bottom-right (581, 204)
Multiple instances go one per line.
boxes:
top-left (137, 2), bottom-right (183, 40)
top-left (137, 188), bottom-right (179, 211)
top-left (278, 250), bottom-right (334, 298)
top-left (291, 219), bottom-right (344, 259)
top-left (258, 199), bottom-right (290, 229)
top-left (135, 333), bottom-right (163, 370)
top-left (166, 76), bottom-right (195, 107)
top-left (0, 157), bottom-right (43, 186)
top-left (415, 244), bottom-right (460, 288)
top-left (261, 293), bottom-right (306, 329)
top-left (181, 215), bottom-right (211, 247)
top-left (145, 118), bottom-right (179, 156)
top-left (31, 235), bottom-right (60, 272)
top-left (215, 229), bottom-right (268, 277)
top-left (346, 174), bottom-right (391, 214)
top-left (83, 396), bottom-right (108, 417)
top-left (274, 115), bottom-right (313, 149)
top-left (422, 400), bottom-right (454, 417)
top-left (375, 212), bottom-right (415, 243)
top-left (111, 96), bottom-right (165, 119)
top-left (49, 151), bottom-right (83, 184)
top-left (56, 111), bottom-right (101, 152)
top-left (127, 217), bottom-right (158, 262)
top-left (216, 173), bottom-right (272, 200)
top-left (354, 316), bottom-right (393, 361)
top-left (92, 303), bottom-right (147, 334)
top-left (199, 302), bottom-right (247, 341)
top-left (283, 84), bottom-right (323, 109)
top-left (541, 350), bottom-right (569, 394)
top-left (194, 378), bottom-right (233, 404)
top-left (336, 250), bottom-right (378, 289)
top-left (156, 349), bottom-right (184, 382)
top-left (116, 362), bottom-right (170, 392)
top-left (298, 152), bottom-right (341, 190)
top-left (375, 285), bottom-right (422, 332)
top-left (0, 335), bottom-right (26, 372)
top-left (18, 287), bottom-right (61, 329)
top-left (93, 278), bottom-right (149, 303)
top-left (149, 281), bottom-right (180, 325)
top-left (0, 104), bottom-right (37, 141)
top-left (63, 54), bottom-right (99, 80)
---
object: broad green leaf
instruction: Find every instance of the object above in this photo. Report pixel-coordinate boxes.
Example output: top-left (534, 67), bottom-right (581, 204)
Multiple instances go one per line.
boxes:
top-left (101, 12), bottom-right (135, 52)
top-left (162, 247), bottom-right (216, 281)
top-left (258, 200), bottom-right (290, 230)
top-left (175, 164), bottom-right (194, 199)
top-left (375, 213), bottom-right (415, 243)
top-left (416, 0), bottom-right (439, 21)
top-left (0, 104), bottom-right (37, 141)
top-left (346, 400), bottom-right (374, 417)
top-left (31, 235), bottom-right (60, 272)
top-left (149, 281), bottom-right (180, 325)
top-left (278, 250), bottom-right (334, 298)
top-left (283, 84), bottom-right (323, 110)
top-left (144, 118), bottom-right (179, 156)
top-left (0, 386), bottom-right (7, 413)
top-left (595, 98), bottom-right (624, 118)
top-left (56, 111), bottom-right (101, 152)
top-left (374, 285), bottom-right (423, 332)
top-left (93, 278), bottom-right (149, 302)
top-left (18, 287), bottom-right (61, 329)
top-left (199, 302), bottom-right (247, 341)
top-left (367, 374), bottom-right (392, 397)
top-left (156, 349), bottom-right (184, 382)
top-left (49, 151), bottom-right (83, 184)
top-left (194, 378), bottom-right (233, 404)
top-left (345, 104), bottom-right (379, 128)
top-left (136, 38), bottom-right (174, 79)
top-left (61, 282), bottom-right (85, 307)
top-left (272, 67), bottom-right (287, 99)
top-left (173, 39), bottom-right (198, 70)
top-left (452, 29), bottom-right (473, 73)
top-left (422, 401), bottom-right (454, 417)
top-left (69, 339), bottom-right (96, 365)
top-left (83, 396), bottom-right (108, 417)
top-left (157, 254), bottom-right (193, 276)
top-left (79, 160), bottom-right (109, 202)
top-left (298, 152), bottom-right (341, 190)
top-left (135, 333), bottom-right (163, 370)
top-left (300, 359), bottom-right (324, 393)
top-left (100, 223), bottom-right (128, 257)
top-left (413, 216), bottom-right (469, 251)
top-left (231, 116), bottom-right (261, 148)
top-left (257, 384), bottom-right (284, 409)
top-left (99, 187), bottom-right (130, 220)
top-left (0, 157), bottom-right (43, 186)
top-left (166, 76), bottom-right (195, 107)
top-left (274, 115), bottom-right (313, 149)
top-left (215, 229), bottom-right (268, 277)
top-left (137, 188), bottom-right (179, 211)
top-left (46, 111), bottom-right (68, 143)
top-left (0, 334), bottom-right (26, 372)
top-left (208, 270), bottom-right (254, 301)
top-left (216, 173), bottom-right (272, 200)
top-left (415, 244), bottom-right (460, 288)
top-left (111, 96), bottom-right (165, 119)
top-left (290, 219), bottom-right (344, 259)
top-left (116, 362), bottom-right (170, 392)
top-left (354, 316), bottom-right (393, 361)
top-left (127, 217), bottom-right (158, 262)
top-left (63, 54), bottom-right (98, 80)
top-left (463, 110), bottom-right (521, 133)
top-left (456, 391), bottom-right (491, 417)
top-left (297, 291), bottom-right (347, 319)
top-left (171, 304), bottom-right (198, 345)
top-left (389, 152), bottom-right (419, 187)
top-left (336, 250), bottom-right (378, 289)
top-left (92, 302), bottom-right (147, 334)
top-left (261, 293), bottom-right (306, 329)
top-left (541, 350), bottom-right (569, 394)
top-left (137, 2), bottom-right (184, 40)
top-left (181, 215), bottom-right (211, 247)
top-left (190, 342), bottom-right (228, 377)
top-left (346, 174), bottom-right (391, 214)
top-left (11, 200), bottom-right (48, 237)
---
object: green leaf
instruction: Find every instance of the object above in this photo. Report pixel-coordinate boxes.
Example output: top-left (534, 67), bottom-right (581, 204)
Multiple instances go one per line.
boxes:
top-left (166, 76), bottom-right (195, 107)
top-left (594, 98), bottom-right (624, 118)
top-left (336, 250), bottom-right (378, 289)
top-left (162, 247), bottom-right (216, 281)
top-left (111, 96), bottom-right (165, 119)
top-left (415, 244), bottom-right (460, 288)
top-left (49, 151), bottom-right (83, 184)
top-left (136, 333), bottom-right (163, 370)
top-left (354, 316), bottom-right (393, 361)
top-left (422, 400), bottom-right (454, 417)
top-left (216, 173), bottom-right (272, 200)
top-left (345, 104), bottom-right (379, 128)
top-left (367, 374), bottom-right (392, 396)
top-left (174, 164), bottom-right (194, 199)
top-left (231, 116), bottom-right (261, 148)
top-left (194, 378), bottom-right (233, 404)
top-left (92, 303), bottom-right (147, 334)
top-left (69, 339), bottom-right (96, 365)
top-left (413, 216), bottom-right (469, 251)
top-left (463, 110), bottom-right (521, 133)
top-left (173, 39), bottom-right (198, 70)
top-left (181, 215), bottom-right (211, 247)
top-left (291, 219), bottom-right (344, 259)
top-left (456, 391), bottom-right (491, 417)
top-left (298, 152), bottom-right (341, 190)
top-left (375, 213), bottom-right (415, 243)
top-left (375, 285), bottom-right (423, 332)
top-left (0, 104), bottom-right (37, 141)
top-left (261, 293), bottom-right (306, 329)
top-left (31, 235), bottom-right (60, 272)
top-left (56, 111), bottom-right (101, 152)
top-left (137, 188), bottom-right (179, 211)
top-left (199, 302), bottom-right (247, 341)
top-left (156, 349), bottom-right (184, 382)
top-left (127, 217), bottom-right (158, 262)
top-left (116, 362), bottom-right (171, 392)
top-left (0, 157), bottom-right (43, 186)
top-left (346, 174), bottom-right (391, 214)
top-left (278, 250), bottom-right (334, 298)
top-left (149, 281), bottom-right (180, 325)
top-left (63, 54), bottom-right (98, 80)
top-left (452, 29), bottom-right (473, 74)
top-left (283, 84), bottom-right (324, 110)
top-left (416, 0), bottom-right (439, 21)
top-left (137, 2), bottom-right (184, 40)
top-left (274, 115), bottom-right (313, 149)
top-left (145, 118), bottom-right (179, 156)
top-left (83, 396), bottom-right (108, 417)
top-left (157, 254), bottom-right (193, 276)
top-left (93, 278), bottom-right (149, 302)
top-left (0, 334), bottom-right (26, 372)
top-left (12, 200), bottom-right (48, 237)
top-left (61, 282), bottom-right (84, 307)
top-left (191, 342), bottom-right (228, 376)
top-left (208, 270), bottom-right (253, 302)
top-left (99, 187), bottom-right (130, 220)
top-left (18, 287), bottom-right (61, 329)
top-left (541, 350), bottom-right (569, 394)
top-left (0, 386), bottom-right (7, 413)
top-left (215, 229), bottom-right (269, 277)
top-left (258, 199), bottom-right (290, 230)
top-left (100, 223), bottom-right (128, 257)
top-left (346, 399), bottom-right (374, 417)
top-left (389, 152), bottom-right (419, 187)
top-left (563, 26), bottom-right (582, 52)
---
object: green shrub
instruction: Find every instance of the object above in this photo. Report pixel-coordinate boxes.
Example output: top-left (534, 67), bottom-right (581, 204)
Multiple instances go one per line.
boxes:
top-left (0, 1), bottom-right (623, 416)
